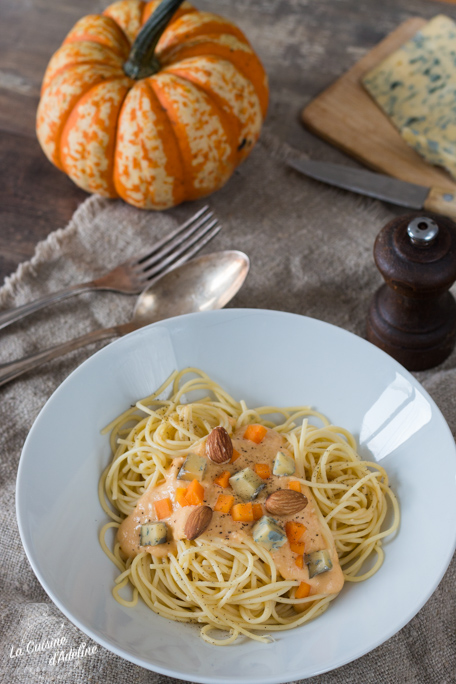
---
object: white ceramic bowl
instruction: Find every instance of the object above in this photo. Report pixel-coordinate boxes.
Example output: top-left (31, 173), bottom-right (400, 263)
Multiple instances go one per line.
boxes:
top-left (16, 309), bottom-right (456, 682)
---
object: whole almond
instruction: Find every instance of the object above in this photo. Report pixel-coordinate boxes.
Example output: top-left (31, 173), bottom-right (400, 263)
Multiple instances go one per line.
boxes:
top-left (185, 505), bottom-right (213, 540)
top-left (265, 490), bottom-right (308, 516)
top-left (206, 426), bottom-right (233, 464)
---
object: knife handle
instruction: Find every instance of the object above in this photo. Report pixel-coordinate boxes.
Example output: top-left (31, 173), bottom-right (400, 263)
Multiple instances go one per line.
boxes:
top-left (424, 186), bottom-right (456, 220)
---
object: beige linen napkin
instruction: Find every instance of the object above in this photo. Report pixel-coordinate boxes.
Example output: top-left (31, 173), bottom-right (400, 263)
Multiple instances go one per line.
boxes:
top-left (1, 128), bottom-right (455, 684)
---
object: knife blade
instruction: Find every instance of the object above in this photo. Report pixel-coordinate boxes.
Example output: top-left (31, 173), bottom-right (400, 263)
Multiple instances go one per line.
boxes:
top-left (287, 158), bottom-right (456, 220)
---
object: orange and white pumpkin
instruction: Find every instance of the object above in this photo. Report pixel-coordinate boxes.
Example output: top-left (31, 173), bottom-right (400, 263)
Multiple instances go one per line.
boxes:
top-left (36, 0), bottom-right (268, 209)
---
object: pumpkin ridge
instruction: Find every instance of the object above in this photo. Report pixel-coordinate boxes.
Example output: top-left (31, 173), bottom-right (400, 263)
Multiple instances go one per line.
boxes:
top-left (141, 1), bottom-right (196, 32)
top-left (64, 36), bottom-right (127, 55)
top-left (37, 66), bottom-right (124, 169)
top-left (59, 75), bottom-right (129, 184)
top-left (157, 12), bottom-right (248, 55)
top-left (105, 82), bottom-right (132, 197)
top-left (42, 42), bottom-right (126, 95)
top-left (105, 23), bottom-right (133, 53)
top-left (145, 76), bottom-right (188, 204)
top-left (160, 35), bottom-right (268, 120)
top-left (139, 1), bottom-right (149, 27)
top-left (164, 56), bottom-right (264, 163)
top-left (114, 78), bottom-right (185, 208)
top-left (98, 6), bottom-right (136, 52)
top-left (163, 63), bottom-right (242, 161)
top-left (63, 14), bottom-right (131, 60)
top-left (151, 72), bottom-right (236, 199)
top-left (103, 0), bottom-right (145, 45)
top-left (158, 32), bottom-right (252, 62)
top-left (145, 76), bottom-right (190, 200)
top-left (42, 59), bottom-right (124, 97)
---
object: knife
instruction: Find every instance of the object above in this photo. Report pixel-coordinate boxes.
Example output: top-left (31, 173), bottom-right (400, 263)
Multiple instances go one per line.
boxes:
top-left (287, 158), bottom-right (456, 221)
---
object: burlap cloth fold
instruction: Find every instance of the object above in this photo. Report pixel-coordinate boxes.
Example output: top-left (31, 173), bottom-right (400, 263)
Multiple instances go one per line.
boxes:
top-left (1, 125), bottom-right (455, 684)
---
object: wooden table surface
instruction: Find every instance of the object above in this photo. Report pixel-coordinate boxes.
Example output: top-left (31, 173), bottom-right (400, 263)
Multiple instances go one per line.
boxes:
top-left (1, 0), bottom-right (454, 285)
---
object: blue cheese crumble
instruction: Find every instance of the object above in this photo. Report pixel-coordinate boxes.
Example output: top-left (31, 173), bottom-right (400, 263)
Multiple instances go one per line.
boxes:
top-left (362, 15), bottom-right (456, 179)
top-left (252, 515), bottom-right (287, 550)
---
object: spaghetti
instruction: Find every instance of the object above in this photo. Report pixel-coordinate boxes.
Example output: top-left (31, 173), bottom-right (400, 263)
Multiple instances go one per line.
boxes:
top-left (99, 368), bottom-right (399, 645)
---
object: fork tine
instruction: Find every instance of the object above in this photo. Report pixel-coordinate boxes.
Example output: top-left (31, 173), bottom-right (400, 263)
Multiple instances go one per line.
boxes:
top-left (131, 205), bottom-right (211, 265)
top-left (133, 210), bottom-right (215, 273)
top-left (141, 221), bottom-right (222, 283)
top-left (138, 218), bottom-right (221, 281)
top-left (152, 222), bottom-right (222, 277)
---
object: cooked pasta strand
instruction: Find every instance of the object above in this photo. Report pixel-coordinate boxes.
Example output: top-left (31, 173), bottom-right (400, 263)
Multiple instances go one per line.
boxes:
top-left (99, 369), bottom-right (399, 644)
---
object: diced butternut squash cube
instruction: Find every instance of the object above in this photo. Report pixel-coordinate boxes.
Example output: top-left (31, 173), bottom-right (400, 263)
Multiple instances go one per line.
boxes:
top-left (175, 487), bottom-right (190, 507)
top-left (243, 424), bottom-right (268, 444)
top-left (295, 581), bottom-right (311, 599)
top-left (214, 494), bottom-right (234, 514)
top-left (252, 503), bottom-right (263, 520)
top-left (184, 479), bottom-right (205, 506)
top-left (154, 498), bottom-right (173, 520)
top-left (288, 480), bottom-right (301, 493)
top-left (290, 541), bottom-right (305, 554)
top-left (294, 581), bottom-right (311, 612)
top-left (285, 521), bottom-right (306, 543)
top-left (254, 463), bottom-right (271, 479)
top-left (230, 448), bottom-right (241, 463)
top-left (231, 503), bottom-right (254, 522)
top-left (214, 470), bottom-right (231, 488)
top-left (295, 555), bottom-right (304, 568)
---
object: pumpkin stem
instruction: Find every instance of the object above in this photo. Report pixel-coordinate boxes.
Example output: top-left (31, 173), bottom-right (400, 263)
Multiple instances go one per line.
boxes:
top-left (123, 0), bottom-right (185, 79)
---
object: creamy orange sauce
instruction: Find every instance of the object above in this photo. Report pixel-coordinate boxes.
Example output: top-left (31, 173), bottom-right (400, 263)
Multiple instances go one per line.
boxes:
top-left (117, 426), bottom-right (344, 596)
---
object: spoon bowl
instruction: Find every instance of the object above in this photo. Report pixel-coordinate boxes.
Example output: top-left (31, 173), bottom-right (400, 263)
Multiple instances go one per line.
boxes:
top-left (133, 251), bottom-right (249, 324)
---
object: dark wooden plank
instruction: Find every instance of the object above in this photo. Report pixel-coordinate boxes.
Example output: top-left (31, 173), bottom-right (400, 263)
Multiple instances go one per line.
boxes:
top-left (0, 0), bottom-right (95, 280)
top-left (0, 129), bottom-right (87, 278)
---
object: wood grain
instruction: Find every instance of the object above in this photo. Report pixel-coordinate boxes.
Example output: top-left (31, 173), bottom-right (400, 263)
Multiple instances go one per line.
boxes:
top-left (302, 18), bottom-right (456, 193)
top-left (424, 187), bottom-right (456, 218)
top-left (367, 214), bottom-right (456, 370)
top-left (1, 0), bottom-right (455, 287)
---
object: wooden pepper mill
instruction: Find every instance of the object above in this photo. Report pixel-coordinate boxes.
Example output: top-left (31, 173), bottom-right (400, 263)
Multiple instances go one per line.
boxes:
top-left (367, 213), bottom-right (456, 371)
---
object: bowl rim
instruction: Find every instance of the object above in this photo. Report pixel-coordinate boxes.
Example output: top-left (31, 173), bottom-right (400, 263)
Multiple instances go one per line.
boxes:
top-left (15, 308), bottom-right (456, 682)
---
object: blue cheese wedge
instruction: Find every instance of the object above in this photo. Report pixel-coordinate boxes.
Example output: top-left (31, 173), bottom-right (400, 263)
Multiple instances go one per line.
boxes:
top-left (229, 468), bottom-right (265, 501)
top-left (305, 550), bottom-right (333, 578)
top-left (252, 516), bottom-right (287, 550)
top-left (177, 453), bottom-right (207, 481)
top-left (272, 451), bottom-right (295, 476)
top-left (362, 15), bottom-right (456, 180)
top-left (140, 522), bottom-right (168, 547)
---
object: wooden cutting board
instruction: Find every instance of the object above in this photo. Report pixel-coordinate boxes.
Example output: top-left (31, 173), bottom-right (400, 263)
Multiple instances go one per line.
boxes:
top-left (302, 17), bottom-right (456, 193)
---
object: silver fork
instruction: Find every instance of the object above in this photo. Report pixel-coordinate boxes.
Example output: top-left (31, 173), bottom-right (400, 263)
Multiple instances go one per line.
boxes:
top-left (0, 206), bottom-right (219, 331)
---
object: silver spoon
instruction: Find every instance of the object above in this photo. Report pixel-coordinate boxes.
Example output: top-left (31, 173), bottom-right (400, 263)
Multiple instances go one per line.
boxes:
top-left (0, 251), bottom-right (249, 388)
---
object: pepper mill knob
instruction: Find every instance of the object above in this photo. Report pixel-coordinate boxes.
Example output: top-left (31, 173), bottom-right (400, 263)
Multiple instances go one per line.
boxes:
top-left (367, 213), bottom-right (456, 371)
